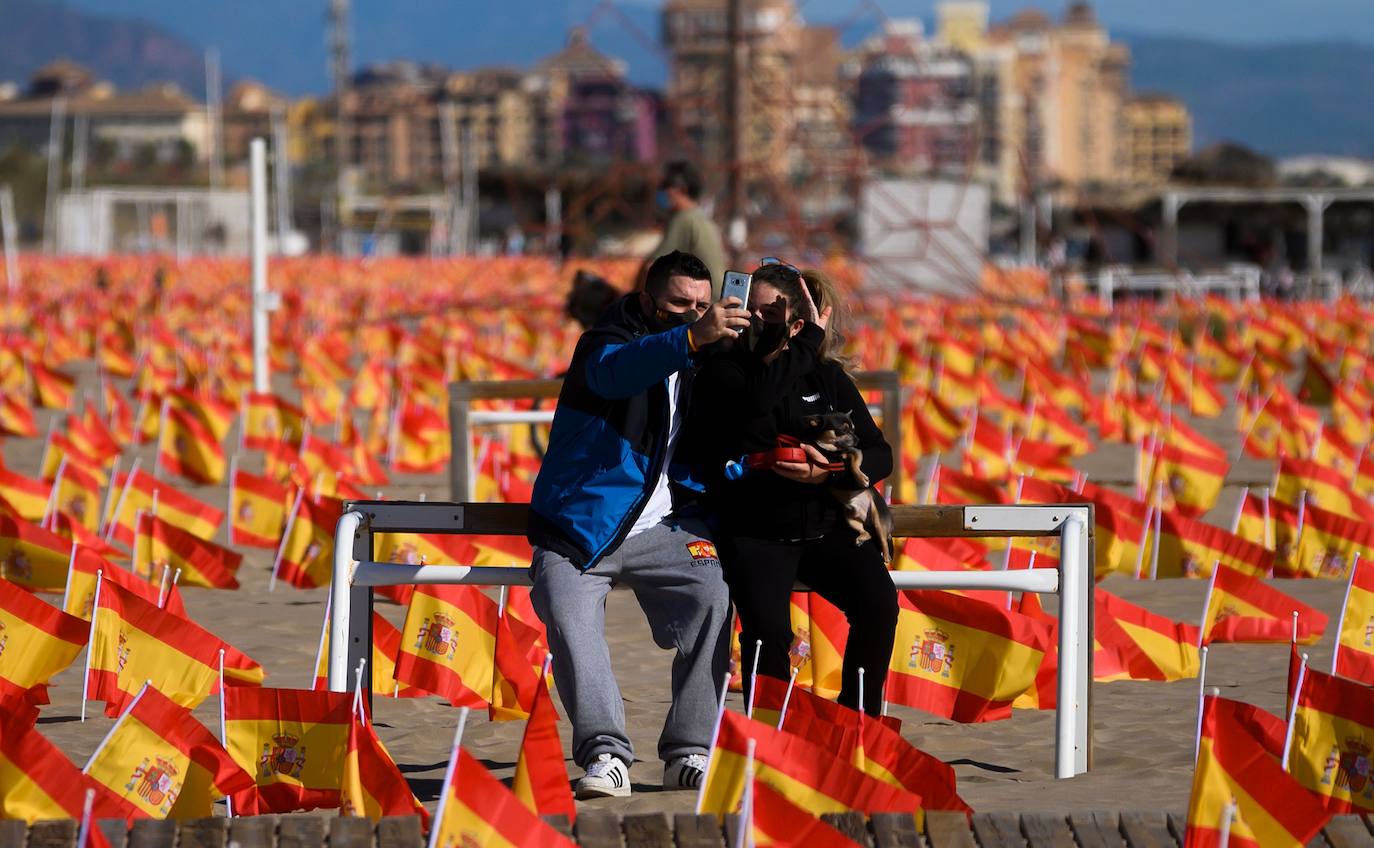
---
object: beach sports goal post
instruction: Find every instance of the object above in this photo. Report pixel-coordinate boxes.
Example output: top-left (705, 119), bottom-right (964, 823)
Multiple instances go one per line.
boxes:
top-left (327, 500), bottom-right (1094, 779)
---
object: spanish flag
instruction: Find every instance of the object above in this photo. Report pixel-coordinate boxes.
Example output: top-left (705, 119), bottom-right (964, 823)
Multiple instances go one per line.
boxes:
top-left (53, 461), bottom-right (104, 533)
top-left (0, 576), bottom-right (88, 703)
top-left (394, 585), bottom-right (496, 708)
top-left (511, 662), bottom-right (575, 823)
top-left (1334, 556), bottom-right (1374, 684)
top-left (933, 465), bottom-right (1009, 507)
top-left (1148, 510), bottom-right (1274, 580)
top-left (489, 611), bottom-right (546, 722)
top-left (105, 468), bottom-right (223, 548)
top-left (274, 494), bottom-right (343, 589)
top-left (224, 687), bottom-right (353, 815)
top-left (1276, 456), bottom-right (1374, 523)
top-left (1288, 666), bottom-right (1374, 814)
top-left (749, 780), bottom-right (864, 847)
top-left (67, 410), bottom-right (121, 466)
top-left (0, 391), bottom-right (38, 438)
top-left (341, 715), bottom-right (428, 824)
top-left (375, 530), bottom-right (479, 567)
top-left (0, 714), bottom-right (137, 824)
top-left (311, 610), bottom-right (427, 698)
top-left (158, 405), bottom-right (226, 486)
top-left (241, 392), bottom-right (304, 450)
top-left (1095, 590), bottom-right (1200, 682)
top-left (392, 398), bottom-right (448, 475)
top-left (87, 581), bottom-right (226, 717)
top-left (1186, 694), bottom-right (1330, 847)
top-left (83, 683), bottom-right (254, 820)
top-left (41, 433), bottom-right (107, 484)
top-left (1294, 502), bottom-right (1374, 580)
top-left (0, 515), bottom-right (72, 592)
top-left (808, 593), bottom-right (849, 701)
top-left (431, 743), bottom-right (576, 848)
top-left (63, 545), bottom-right (187, 621)
top-left (229, 468), bottom-right (291, 549)
top-left (1146, 442), bottom-right (1227, 519)
top-left (0, 461), bottom-right (47, 522)
top-left (135, 512), bottom-right (241, 589)
top-left (699, 710), bottom-right (923, 819)
top-left (885, 590), bottom-right (1052, 723)
top-left (30, 362), bottom-right (75, 410)
top-left (166, 387), bottom-right (235, 444)
top-left (1202, 565), bottom-right (1326, 646)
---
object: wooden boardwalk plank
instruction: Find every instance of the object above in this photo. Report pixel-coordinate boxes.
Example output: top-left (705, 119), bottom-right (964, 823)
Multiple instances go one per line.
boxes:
top-left (822, 812), bottom-right (872, 847)
top-left (377, 816), bottom-right (423, 848)
top-left (574, 810), bottom-right (624, 848)
top-left (924, 811), bottom-right (976, 848)
top-left (672, 814), bottom-right (725, 848)
top-left (1324, 817), bottom-right (1374, 848)
top-left (1020, 813), bottom-right (1075, 848)
top-left (1068, 812), bottom-right (1121, 848)
top-left (278, 816), bottom-right (325, 848)
top-left (179, 818), bottom-right (227, 848)
top-left (228, 816), bottom-right (277, 848)
top-left (29, 820), bottom-right (76, 848)
top-left (971, 813), bottom-right (1026, 848)
top-left (870, 812), bottom-right (922, 848)
top-left (127, 820), bottom-right (176, 848)
top-left (0, 821), bottom-right (29, 848)
top-left (1120, 812), bottom-right (1177, 848)
top-left (622, 813), bottom-right (673, 848)
top-left (328, 817), bottom-right (373, 848)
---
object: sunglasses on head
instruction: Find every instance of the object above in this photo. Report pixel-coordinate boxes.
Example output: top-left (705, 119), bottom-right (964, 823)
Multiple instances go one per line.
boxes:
top-left (760, 256), bottom-right (800, 276)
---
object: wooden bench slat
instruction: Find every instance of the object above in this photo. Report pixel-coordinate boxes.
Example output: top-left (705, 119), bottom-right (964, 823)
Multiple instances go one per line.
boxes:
top-left (1120, 812), bottom-right (1177, 848)
top-left (179, 818), bottom-right (228, 848)
top-left (821, 812), bottom-right (872, 847)
top-left (278, 815), bottom-right (326, 848)
top-left (574, 810), bottom-right (624, 848)
top-left (376, 816), bottom-right (423, 848)
top-left (870, 812), bottom-right (922, 848)
top-left (622, 813), bottom-right (673, 848)
top-left (127, 819), bottom-right (177, 848)
top-left (29, 820), bottom-right (77, 848)
top-left (924, 811), bottom-right (976, 848)
top-left (1020, 813), bottom-right (1075, 848)
top-left (229, 815), bottom-right (277, 848)
top-left (672, 814), bottom-right (725, 848)
top-left (1068, 812), bottom-right (1121, 848)
top-left (1324, 815), bottom-right (1374, 848)
top-left (971, 813), bottom-right (1027, 848)
top-left (328, 817), bottom-right (374, 848)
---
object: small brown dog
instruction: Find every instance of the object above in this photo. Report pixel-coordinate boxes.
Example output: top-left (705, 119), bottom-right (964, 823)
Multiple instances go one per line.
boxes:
top-left (802, 412), bottom-right (896, 563)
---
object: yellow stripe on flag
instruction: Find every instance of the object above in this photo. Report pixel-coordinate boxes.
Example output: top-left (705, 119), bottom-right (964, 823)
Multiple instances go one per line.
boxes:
top-left (84, 713), bottom-right (191, 818)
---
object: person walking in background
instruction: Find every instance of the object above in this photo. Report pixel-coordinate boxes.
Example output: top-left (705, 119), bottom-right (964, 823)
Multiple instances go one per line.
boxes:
top-left (685, 262), bottom-right (898, 716)
top-left (527, 250), bottom-right (749, 798)
top-left (644, 160), bottom-right (726, 298)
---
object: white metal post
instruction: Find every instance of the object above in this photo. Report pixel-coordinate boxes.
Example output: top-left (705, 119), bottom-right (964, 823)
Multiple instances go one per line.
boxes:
top-left (327, 510), bottom-right (365, 692)
top-left (249, 139), bottom-right (273, 394)
top-left (1055, 510), bottom-right (1090, 778)
top-left (0, 186), bottom-right (18, 293)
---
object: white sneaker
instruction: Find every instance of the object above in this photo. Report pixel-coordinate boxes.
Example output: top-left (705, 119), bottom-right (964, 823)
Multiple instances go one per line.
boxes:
top-left (575, 753), bottom-right (631, 799)
top-left (663, 753), bottom-right (709, 790)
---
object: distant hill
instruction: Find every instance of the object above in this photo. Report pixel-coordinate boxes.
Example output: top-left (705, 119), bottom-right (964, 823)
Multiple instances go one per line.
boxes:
top-left (1125, 33), bottom-right (1374, 158)
top-left (0, 0), bottom-right (210, 96)
top-left (6, 0), bottom-right (1374, 159)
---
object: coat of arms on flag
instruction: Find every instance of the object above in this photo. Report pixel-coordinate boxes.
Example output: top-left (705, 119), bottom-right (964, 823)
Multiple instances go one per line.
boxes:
top-left (417, 613), bottom-right (460, 658)
top-left (910, 628), bottom-right (955, 678)
top-left (125, 756), bottom-right (180, 815)
top-left (259, 733), bottom-right (306, 780)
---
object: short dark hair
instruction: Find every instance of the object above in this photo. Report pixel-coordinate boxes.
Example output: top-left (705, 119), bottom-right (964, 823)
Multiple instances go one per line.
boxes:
top-left (645, 250), bottom-right (711, 299)
top-left (660, 160), bottom-right (703, 201)
top-left (565, 269), bottom-right (620, 330)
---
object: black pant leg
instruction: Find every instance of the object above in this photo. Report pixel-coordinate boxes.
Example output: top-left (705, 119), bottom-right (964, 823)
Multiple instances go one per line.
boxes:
top-left (798, 534), bottom-right (899, 715)
top-left (718, 534), bottom-right (803, 708)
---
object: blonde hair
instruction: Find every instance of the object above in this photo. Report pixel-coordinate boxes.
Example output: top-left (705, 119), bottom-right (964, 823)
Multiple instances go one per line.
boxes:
top-left (800, 268), bottom-right (853, 372)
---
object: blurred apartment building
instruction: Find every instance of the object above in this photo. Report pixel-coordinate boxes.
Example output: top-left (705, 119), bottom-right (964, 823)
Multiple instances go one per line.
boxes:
top-left (0, 61), bottom-right (209, 162)
top-left (1124, 93), bottom-right (1193, 186)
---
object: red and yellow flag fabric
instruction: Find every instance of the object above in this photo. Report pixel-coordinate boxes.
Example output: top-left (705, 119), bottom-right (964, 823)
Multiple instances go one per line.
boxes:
top-left (229, 468), bottom-right (291, 549)
top-left (275, 494), bottom-right (343, 589)
top-left (0, 515), bottom-right (72, 592)
top-left (699, 710), bottom-right (924, 820)
top-left (0, 392), bottom-right (38, 438)
top-left (749, 780), bottom-right (862, 848)
top-left (1186, 694), bottom-right (1330, 847)
top-left (1294, 502), bottom-right (1374, 580)
top-left (1202, 565), bottom-right (1327, 646)
top-left (63, 546), bottom-right (187, 621)
top-left (489, 612), bottom-right (546, 722)
top-left (87, 581), bottom-right (228, 717)
top-left (0, 577), bottom-right (89, 702)
top-left (885, 590), bottom-right (1052, 723)
top-left (0, 467), bottom-right (49, 522)
top-left (52, 461), bottom-right (103, 533)
top-left (1094, 590), bottom-right (1200, 682)
top-left (83, 683), bottom-right (254, 820)
top-left (1149, 510), bottom-right (1274, 579)
top-left (511, 665), bottom-right (575, 823)
top-left (430, 745), bottom-right (576, 848)
top-left (0, 714), bottom-right (137, 824)
top-left (158, 405), bottom-right (226, 485)
top-left (1335, 556), bottom-right (1374, 685)
top-left (312, 611), bottom-right (427, 698)
top-left (224, 687), bottom-right (354, 815)
top-left (341, 716), bottom-right (428, 824)
top-left (1147, 442), bottom-right (1227, 518)
top-left (392, 400), bottom-right (448, 474)
top-left (135, 512), bottom-right (241, 589)
top-left (30, 363), bottom-right (75, 410)
top-left (241, 392), bottom-right (305, 450)
top-left (1276, 457), bottom-right (1374, 523)
top-left (395, 585), bottom-right (496, 708)
top-left (105, 469), bottom-right (222, 547)
top-left (1288, 666), bottom-right (1374, 814)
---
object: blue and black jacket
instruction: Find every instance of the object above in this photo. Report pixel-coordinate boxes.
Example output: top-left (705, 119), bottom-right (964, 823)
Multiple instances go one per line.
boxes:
top-left (527, 294), bottom-right (703, 571)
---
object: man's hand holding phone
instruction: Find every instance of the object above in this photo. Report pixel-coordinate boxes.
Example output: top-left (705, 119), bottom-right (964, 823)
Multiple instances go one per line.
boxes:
top-left (691, 297), bottom-right (750, 346)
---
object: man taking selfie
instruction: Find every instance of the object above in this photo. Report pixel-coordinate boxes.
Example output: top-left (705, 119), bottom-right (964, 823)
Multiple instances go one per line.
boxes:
top-left (527, 250), bottom-right (749, 797)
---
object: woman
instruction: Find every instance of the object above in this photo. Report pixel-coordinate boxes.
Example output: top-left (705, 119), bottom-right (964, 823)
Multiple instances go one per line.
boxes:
top-left (686, 262), bottom-right (897, 715)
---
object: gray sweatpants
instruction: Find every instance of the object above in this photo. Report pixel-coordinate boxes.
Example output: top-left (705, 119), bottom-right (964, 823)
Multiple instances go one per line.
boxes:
top-left (530, 516), bottom-right (731, 768)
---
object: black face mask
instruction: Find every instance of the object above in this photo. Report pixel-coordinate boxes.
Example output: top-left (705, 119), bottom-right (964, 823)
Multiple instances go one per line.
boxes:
top-left (741, 316), bottom-right (789, 357)
top-left (646, 298), bottom-right (696, 334)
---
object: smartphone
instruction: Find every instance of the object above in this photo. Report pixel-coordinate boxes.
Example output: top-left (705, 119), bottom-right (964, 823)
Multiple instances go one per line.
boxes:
top-left (720, 271), bottom-right (751, 307)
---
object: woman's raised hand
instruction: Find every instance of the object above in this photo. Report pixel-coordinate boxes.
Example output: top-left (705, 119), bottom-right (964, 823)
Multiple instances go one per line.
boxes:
top-left (797, 278), bottom-right (831, 332)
